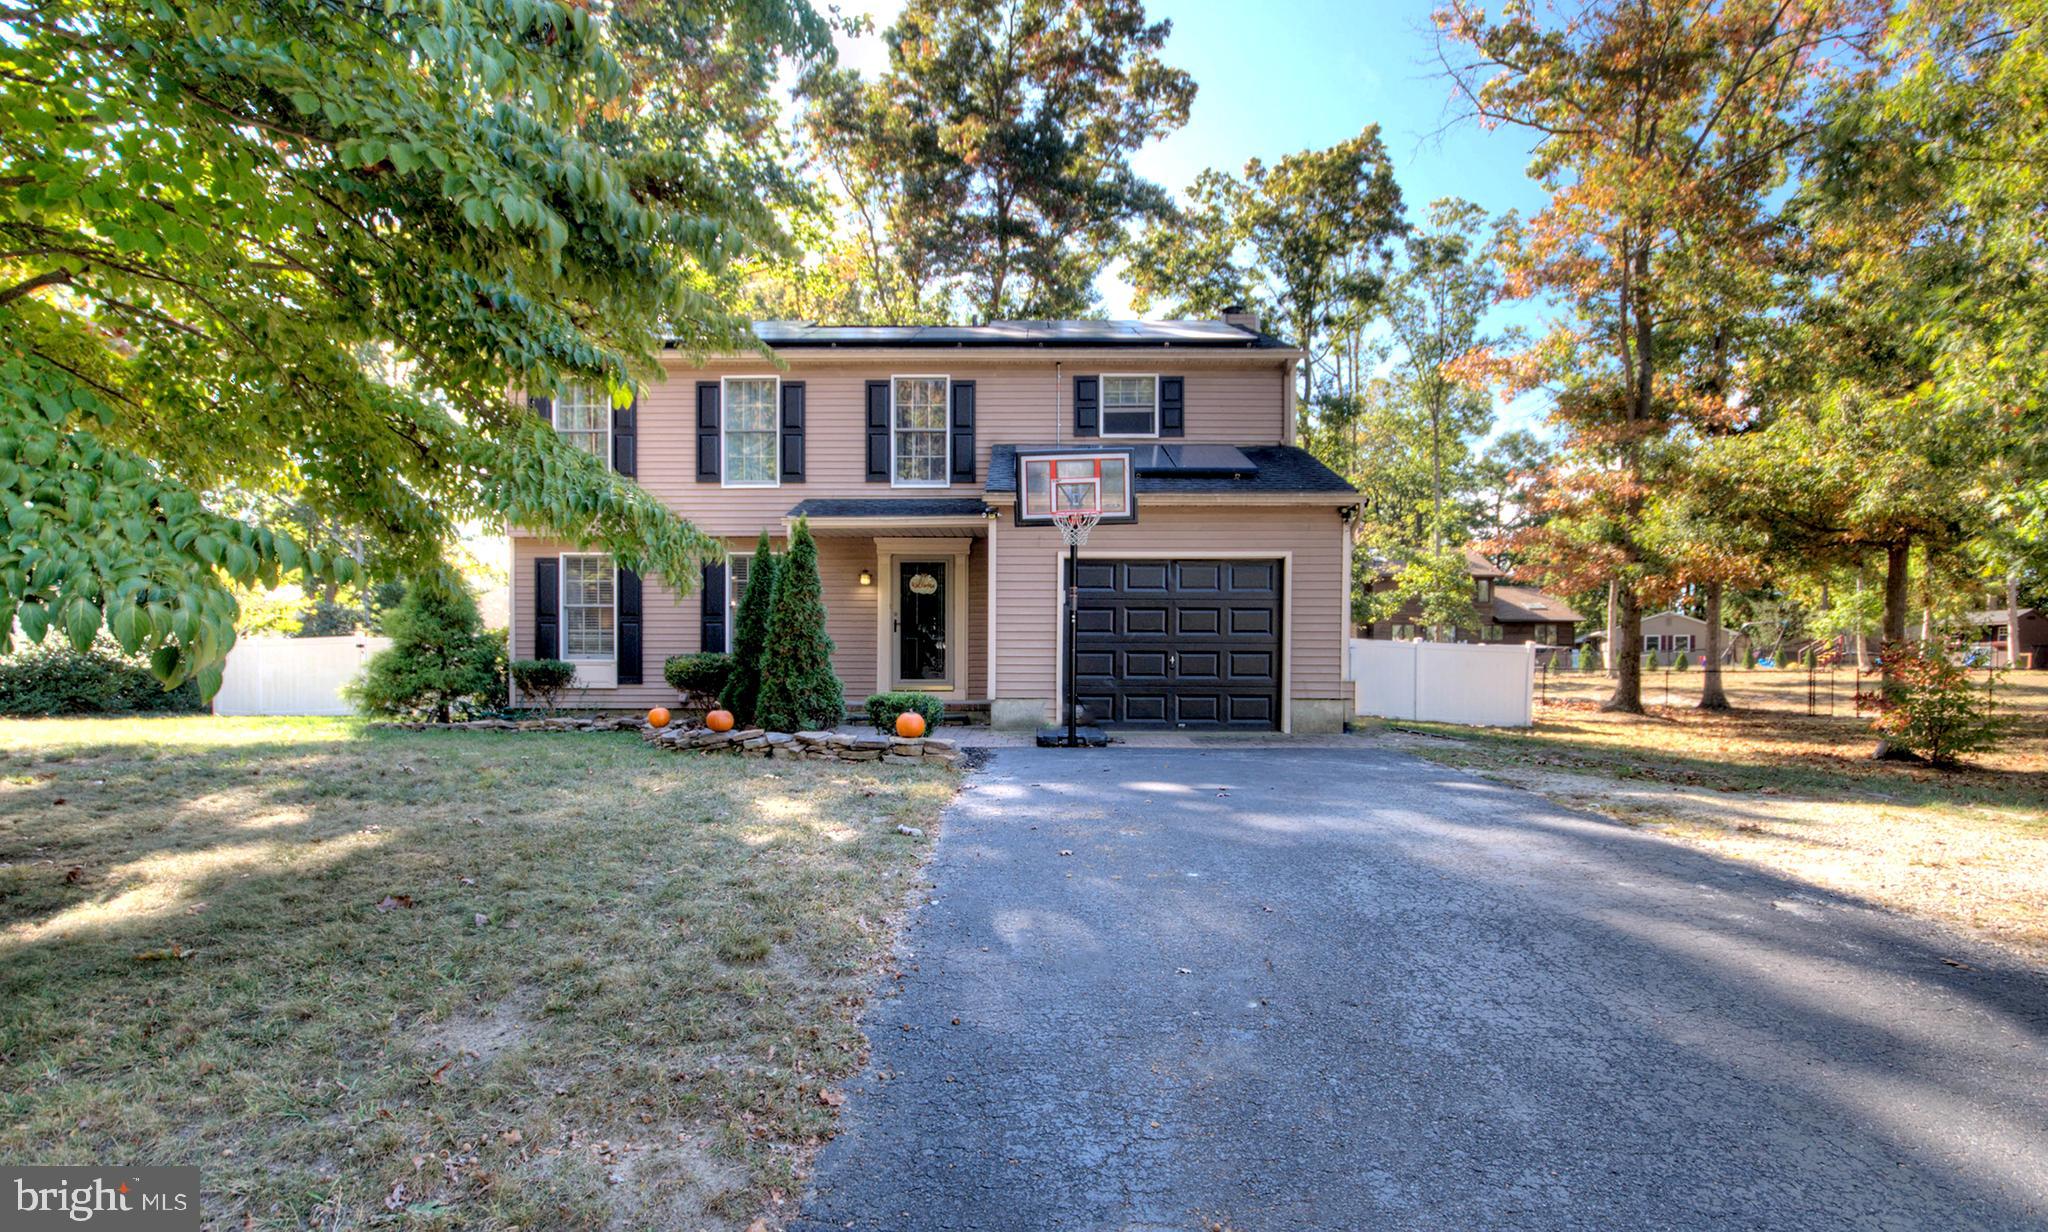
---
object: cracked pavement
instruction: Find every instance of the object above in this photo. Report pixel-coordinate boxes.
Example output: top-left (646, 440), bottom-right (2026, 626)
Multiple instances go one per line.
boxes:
top-left (794, 744), bottom-right (2048, 1231)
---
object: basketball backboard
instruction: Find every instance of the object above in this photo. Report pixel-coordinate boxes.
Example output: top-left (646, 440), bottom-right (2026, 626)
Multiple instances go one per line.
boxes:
top-left (1015, 449), bottom-right (1138, 526)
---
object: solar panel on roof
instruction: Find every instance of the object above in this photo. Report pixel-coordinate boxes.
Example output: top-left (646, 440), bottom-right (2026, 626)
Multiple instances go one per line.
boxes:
top-left (1170, 445), bottom-right (1256, 475)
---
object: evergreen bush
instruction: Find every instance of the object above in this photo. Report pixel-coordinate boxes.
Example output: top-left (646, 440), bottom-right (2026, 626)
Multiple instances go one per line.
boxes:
top-left (510, 659), bottom-right (576, 711)
top-left (1675, 652), bottom-right (1691, 671)
top-left (0, 638), bottom-right (205, 715)
top-left (345, 577), bottom-right (504, 722)
top-left (1743, 644), bottom-right (1757, 669)
top-left (664, 653), bottom-right (733, 709)
top-left (719, 531), bottom-right (780, 724)
top-left (754, 519), bottom-right (844, 732)
top-left (867, 690), bottom-right (944, 734)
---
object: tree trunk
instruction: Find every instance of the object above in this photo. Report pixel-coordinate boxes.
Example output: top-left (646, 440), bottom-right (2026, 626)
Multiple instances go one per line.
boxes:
top-left (1605, 578), bottom-right (1619, 677)
top-left (1698, 581), bottom-right (1729, 710)
top-left (1604, 583), bottom-right (1644, 713)
top-left (1853, 568), bottom-right (1871, 670)
top-left (1874, 537), bottom-right (1915, 760)
top-left (2008, 568), bottom-right (2023, 668)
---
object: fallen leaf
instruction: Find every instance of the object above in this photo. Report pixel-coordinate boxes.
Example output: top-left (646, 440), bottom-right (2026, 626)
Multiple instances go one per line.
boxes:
top-left (1941, 958), bottom-right (1975, 971)
top-left (460, 877), bottom-right (477, 887)
top-left (1058, 849), bottom-right (1073, 857)
top-left (63, 866), bottom-right (84, 884)
top-left (474, 913), bottom-right (489, 927)
top-left (817, 1088), bottom-right (844, 1107)
top-left (1175, 967), bottom-right (1192, 975)
top-left (133, 945), bottom-right (192, 962)
top-left (499, 1129), bottom-right (523, 1147)
top-left (376, 895), bottom-right (415, 912)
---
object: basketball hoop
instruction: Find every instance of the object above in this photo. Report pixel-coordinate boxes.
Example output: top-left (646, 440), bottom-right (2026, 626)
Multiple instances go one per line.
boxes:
top-left (1053, 510), bottom-right (1101, 548)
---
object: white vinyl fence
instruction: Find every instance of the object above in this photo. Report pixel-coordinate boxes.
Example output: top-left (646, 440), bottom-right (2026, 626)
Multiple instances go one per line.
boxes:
top-left (213, 635), bottom-right (390, 717)
top-left (1349, 639), bottom-right (1536, 728)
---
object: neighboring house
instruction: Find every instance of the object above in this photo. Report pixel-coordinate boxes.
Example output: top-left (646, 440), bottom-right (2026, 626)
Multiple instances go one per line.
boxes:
top-left (1363, 549), bottom-right (1582, 659)
top-left (1962, 606), bottom-right (2048, 669)
top-left (508, 315), bottom-right (1361, 731)
top-left (1585, 610), bottom-right (1748, 666)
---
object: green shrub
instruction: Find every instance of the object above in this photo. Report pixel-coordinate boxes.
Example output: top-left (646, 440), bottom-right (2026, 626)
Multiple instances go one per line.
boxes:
top-left (1743, 645), bottom-right (1757, 669)
top-left (1642, 652), bottom-right (1656, 673)
top-left (663, 653), bottom-right (732, 708)
top-left (511, 659), bottom-right (576, 711)
top-left (0, 638), bottom-right (204, 715)
top-left (720, 531), bottom-right (780, 724)
top-left (345, 577), bottom-right (504, 723)
top-left (867, 690), bottom-right (944, 735)
top-left (1802, 647), bottom-right (1818, 669)
top-left (1674, 652), bottom-right (1690, 671)
top-left (755, 519), bottom-right (844, 732)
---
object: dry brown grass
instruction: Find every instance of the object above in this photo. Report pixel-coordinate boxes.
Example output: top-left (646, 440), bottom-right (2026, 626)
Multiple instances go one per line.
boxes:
top-left (1385, 668), bottom-right (2048, 967)
top-left (0, 717), bottom-right (956, 1230)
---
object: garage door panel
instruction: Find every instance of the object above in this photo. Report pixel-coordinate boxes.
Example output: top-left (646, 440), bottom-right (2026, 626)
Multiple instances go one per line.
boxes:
top-left (1068, 557), bottom-right (1282, 731)
top-left (1122, 607), bottom-right (1170, 635)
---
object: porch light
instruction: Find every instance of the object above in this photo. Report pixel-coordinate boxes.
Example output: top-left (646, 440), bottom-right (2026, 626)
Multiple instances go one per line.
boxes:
top-left (859, 569), bottom-right (873, 587)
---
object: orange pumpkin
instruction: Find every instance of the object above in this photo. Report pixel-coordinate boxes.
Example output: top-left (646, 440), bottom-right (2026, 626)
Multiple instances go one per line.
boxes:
top-left (894, 711), bottom-right (927, 739)
top-left (646, 707), bottom-right (671, 729)
top-left (706, 709), bottom-right (735, 733)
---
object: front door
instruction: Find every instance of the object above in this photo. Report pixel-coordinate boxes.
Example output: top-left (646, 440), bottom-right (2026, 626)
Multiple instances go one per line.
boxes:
top-left (896, 560), bottom-right (949, 686)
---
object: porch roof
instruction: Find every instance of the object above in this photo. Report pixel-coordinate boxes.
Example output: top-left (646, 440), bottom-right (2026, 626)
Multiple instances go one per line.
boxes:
top-left (786, 497), bottom-right (993, 521)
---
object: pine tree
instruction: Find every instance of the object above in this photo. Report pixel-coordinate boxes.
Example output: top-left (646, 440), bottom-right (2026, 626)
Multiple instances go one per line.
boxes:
top-left (754, 520), bottom-right (844, 732)
top-left (719, 531), bottom-right (781, 724)
top-left (346, 577), bottom-right (503, 723)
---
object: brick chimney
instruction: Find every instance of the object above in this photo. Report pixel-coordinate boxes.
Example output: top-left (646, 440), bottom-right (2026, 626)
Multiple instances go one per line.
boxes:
top-left (1220, 304), bottom-right (1260, 334)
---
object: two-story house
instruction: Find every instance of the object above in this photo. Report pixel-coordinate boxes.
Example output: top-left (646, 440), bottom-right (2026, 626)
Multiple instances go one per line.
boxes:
top-left (1363, 548), bottom-right (1583, 659)
top-left (508, 315), bottom-right (1361, 732)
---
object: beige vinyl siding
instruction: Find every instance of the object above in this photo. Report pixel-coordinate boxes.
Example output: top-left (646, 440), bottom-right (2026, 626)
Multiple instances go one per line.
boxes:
top-left (991, 503), bottom-right (1349, 714)
top-left (509, 536), bottom-right (698, 711)
top-left (572, 357), bottom-right (1290, 539)
top-left (813, 536), bottom-right (883, 699)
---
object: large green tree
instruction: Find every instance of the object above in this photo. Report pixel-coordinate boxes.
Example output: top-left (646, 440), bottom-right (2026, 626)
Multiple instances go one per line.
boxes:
top-left (798, 0), bottom-right (1195, 321)
top-left (1126, 127), bottom-right (1406, 412)
top-left (2, 0), bottom-right (825, 697)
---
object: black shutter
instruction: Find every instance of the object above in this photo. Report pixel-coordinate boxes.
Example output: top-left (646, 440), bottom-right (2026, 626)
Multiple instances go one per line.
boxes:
top-left (612, 389), bottom-right (638, 476)
top-left (700, 561), bottom-right (727, 651)
top-left (529, 394), bottom-right (553, 426)
top-left (534, 557), bottom-right (559, 661)
top-left (1073, 375), bottom-right (1098, 437)
top-left (780, 382), bottom-right (806, 481)
top-left (865, 380), bottom-right (891, 482)
top-left (949, 380), bottom-right (976, 482)
top-left (695, 382), bottom-right (720, 482)
top-left (1160, 376), bottom-right (1184, 437)
top-left (615, 566), bottom-right (642, 684)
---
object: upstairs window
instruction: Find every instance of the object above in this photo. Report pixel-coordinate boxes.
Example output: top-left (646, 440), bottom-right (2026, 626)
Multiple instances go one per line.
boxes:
top-left (555, 382), bottom-right (608, 459)
top-left (562, 554), bottom-right (615, 660)
top-left (1100, 375), bottom-right (1159, 437)
top-left (893, 376), bottom-right (949, 486)
top-left (1475, 579), bottom-right (1494, 605)
top-left (723, 377), bottom-right (779, 486)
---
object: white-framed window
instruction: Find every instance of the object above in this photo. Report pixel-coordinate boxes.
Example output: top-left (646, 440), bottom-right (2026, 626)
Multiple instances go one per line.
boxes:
top-left (1534, 624), bottom-right (1556, 645)
top-left (1642, 634), bottom-right (1660, 652)
top-left (892, 375), bottom-right (949, 487)
top-left (1484, 624), bottom-right (1503, 641)
top-left (1393, 623), bottom-right (1415, 640)
top-left (1671, 633), bottom-right (1694, 651)
top-left (724, 552), bottom-right (753, 652)
top-left (555, 381), bottom-right (609, 459)
top-left (722, 376), bottom-right (779, 487)
top-left (1099, 374), bottom-right (1159, 438)
top-left (561, 553), bottom-right (616, 660)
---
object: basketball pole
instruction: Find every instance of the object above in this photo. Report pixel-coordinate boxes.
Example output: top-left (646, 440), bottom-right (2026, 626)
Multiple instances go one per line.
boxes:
top-left (1065, 535), bottom-right (1079, 747)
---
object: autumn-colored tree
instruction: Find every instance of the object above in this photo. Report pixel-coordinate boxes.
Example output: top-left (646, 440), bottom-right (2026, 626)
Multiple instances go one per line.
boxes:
top-left (1437, 0), bottom-right (1877, 713)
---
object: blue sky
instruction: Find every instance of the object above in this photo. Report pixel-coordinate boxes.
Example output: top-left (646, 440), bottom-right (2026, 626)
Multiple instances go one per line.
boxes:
top-left (821, 0), bottom-right (1558, 434)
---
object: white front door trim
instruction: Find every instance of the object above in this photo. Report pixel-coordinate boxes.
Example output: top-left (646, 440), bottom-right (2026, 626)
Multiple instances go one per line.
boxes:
top-left (876, 537), bottom-right (972, 694)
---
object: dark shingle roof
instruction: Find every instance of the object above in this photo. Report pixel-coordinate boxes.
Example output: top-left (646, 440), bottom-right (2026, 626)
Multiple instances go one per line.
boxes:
top-left (1491, 585), bottom-right (1584, 625)
top-left (747, 319), bottom-right (1295, 350)
top-left (786, 498), bottom-right (992, 520)
top-left (985, 445), bottom-right (1356, 497)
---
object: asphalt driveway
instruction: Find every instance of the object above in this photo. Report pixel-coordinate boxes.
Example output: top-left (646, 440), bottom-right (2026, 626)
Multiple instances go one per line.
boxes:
top-left (795, 743), bottom-right (2048, 1231)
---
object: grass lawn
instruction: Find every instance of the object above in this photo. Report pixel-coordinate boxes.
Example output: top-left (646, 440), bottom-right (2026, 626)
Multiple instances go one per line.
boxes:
top-left (0, 717), bottom-right (956, 1230)
top-left (1381, 667), bottom-right (2048, 966)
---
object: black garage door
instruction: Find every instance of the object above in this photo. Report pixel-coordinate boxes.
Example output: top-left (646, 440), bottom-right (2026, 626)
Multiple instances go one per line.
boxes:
top-left (1070, 558), bottom-right (1282, 730)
